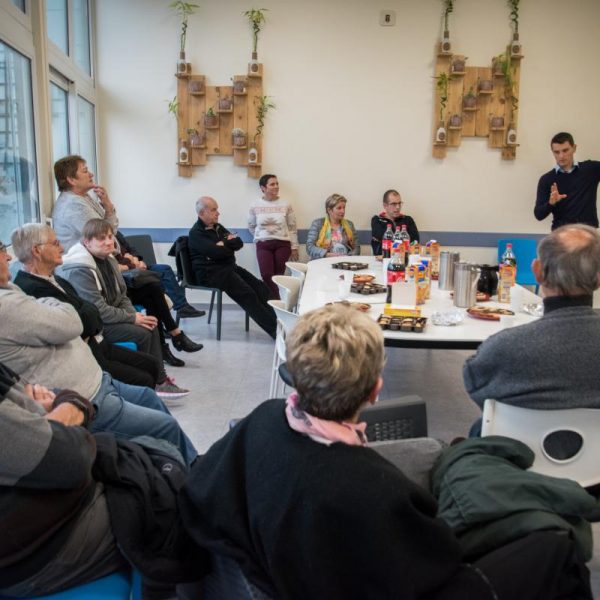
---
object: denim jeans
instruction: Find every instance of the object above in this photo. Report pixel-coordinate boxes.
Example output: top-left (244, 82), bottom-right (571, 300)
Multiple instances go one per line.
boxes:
top-left (90, 372), bottom-right (197, 465)
top-left (149, 263), bottom-right (187, 310)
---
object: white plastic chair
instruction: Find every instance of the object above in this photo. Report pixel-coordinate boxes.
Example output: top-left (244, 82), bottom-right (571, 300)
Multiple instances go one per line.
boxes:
top-left (272, 275), bottom-right (302, 312)
top-left (481, 399), bottom-right (600, 487)
top-left (267, 299), bottom-right (298, 398)
top-left (285, 261), bottom-right (308, 278)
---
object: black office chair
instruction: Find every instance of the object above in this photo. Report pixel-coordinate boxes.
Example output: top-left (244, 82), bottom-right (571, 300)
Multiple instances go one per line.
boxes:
top-left (175, 237), bottom-right (249, 340)
top-left (359, 395), bottom-right (428, 441)
top-left (123, 234), bottom-right (157, 266)
top-left (230, 395), bottom-right (427, 441)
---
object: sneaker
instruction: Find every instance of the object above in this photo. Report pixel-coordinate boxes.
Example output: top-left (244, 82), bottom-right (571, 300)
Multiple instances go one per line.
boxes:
top-left (176, 304), bottom-right (207, 319)
top-left (155, 377), bottom-right (190, 404)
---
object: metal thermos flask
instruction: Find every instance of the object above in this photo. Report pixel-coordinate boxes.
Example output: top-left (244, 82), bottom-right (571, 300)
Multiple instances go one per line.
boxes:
top-left (453, 262), bottom-right (481, 308)
top-left (438, 251), bottom-right (460, 291)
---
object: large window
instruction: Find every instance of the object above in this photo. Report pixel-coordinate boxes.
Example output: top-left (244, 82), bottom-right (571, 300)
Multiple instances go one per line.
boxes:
top-left (46, 0), bottom-right (68, 55)
top-left (11, 0), bottom-right (26, 12)
top-left (46, 0), bottom-right (96, 179)
top-left (77, 94), bottom-right (95, 173)
top-left (72, 0), bottom-right (91, 75)
top-left (50, 81), bottom-right (70, 161)
top-left (0, 40), bottom-right (38, 244)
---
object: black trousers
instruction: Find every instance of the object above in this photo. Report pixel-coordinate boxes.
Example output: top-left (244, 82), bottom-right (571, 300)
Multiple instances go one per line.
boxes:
top-left (89, 338), bottom-right (161, 388)
top-left (204, 265), bottom-right (277, 339)
top-left (128, 282), bottom-right (178, 333)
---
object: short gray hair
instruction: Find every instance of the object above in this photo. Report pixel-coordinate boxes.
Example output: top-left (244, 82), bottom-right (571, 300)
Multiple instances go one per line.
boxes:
top-left (195, 197), bottom-right (209, 215)
top-left (285, 304), bottom-right (384, 421)
top-left (11, 223), bottom-right (54, 263)
top-left (537, 224), bottom-right (600, 296)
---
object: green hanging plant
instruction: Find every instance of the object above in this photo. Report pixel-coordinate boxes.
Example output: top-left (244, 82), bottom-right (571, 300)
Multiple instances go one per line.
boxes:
top-left (434, 73), bottom-right (449, 121)
top-left (507, 0), bottom-right (519, 33)
top-left (244, 8), bottom-right (268, 54)
top-left (167, 96), bottom-right (179, 118)
top-left (495, 52), bottom-right (518, 118)
top-left (169, 1), bottom-right (200, 54)
top-left (254, 95), bottom-right (275, 143)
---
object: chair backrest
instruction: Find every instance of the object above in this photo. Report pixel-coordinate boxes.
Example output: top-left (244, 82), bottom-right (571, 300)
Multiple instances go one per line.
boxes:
top-left (497, 238), bottom-right (538, 287)
top-left (359, 395), bottom-right (427, 441)
top-left (175, 237), bottom-right (198, 287)
top-left (271, 275), bottom-right (302, 312)
top-left (285, 261), bottom-right (308, 278)
top-left (481, 399), bottom-right (600, 487)
top-left (268, 300), bottom-right (299, 362)
top-left (124, 234), bottom-right (157, 266)
top-left (268, 300), bottom-right (299, 335)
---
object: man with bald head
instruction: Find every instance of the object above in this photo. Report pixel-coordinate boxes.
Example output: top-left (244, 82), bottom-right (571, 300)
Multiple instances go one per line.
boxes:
top-left (464, 224), bottom-right (600, 413)
top-left (188, 197), bottom-right (276, 339)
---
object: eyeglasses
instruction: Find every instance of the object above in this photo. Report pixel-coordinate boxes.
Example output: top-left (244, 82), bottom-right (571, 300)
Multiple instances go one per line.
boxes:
top-left (386, 202), bottom-right (403, 208)
top-left (36, 239), bottom-right (61, 248)
top-left (0, 243), bottom-right (6, 253)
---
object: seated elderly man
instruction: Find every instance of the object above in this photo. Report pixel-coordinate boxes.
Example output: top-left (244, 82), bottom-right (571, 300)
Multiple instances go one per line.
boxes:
top-left (0, 240), bottom-right (197, 465)
top-left (0, 361), bottom-right (125, 596)
top-left (178, 304), bottom-right (583, 599)
top-left (464, 224), bottom-right (600, 420)
top-left (52, 154), bottom-right (202, 320)
top-left (188, 196), bottom-right (276, 339)
top-left (12, 223), bottom-right (163, 391)
top-left (0, 361), bottom-right (203, 597)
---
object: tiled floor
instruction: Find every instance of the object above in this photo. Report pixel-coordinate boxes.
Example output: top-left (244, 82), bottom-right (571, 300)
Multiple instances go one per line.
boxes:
top-left (168, 305), bottom-right (599, 595)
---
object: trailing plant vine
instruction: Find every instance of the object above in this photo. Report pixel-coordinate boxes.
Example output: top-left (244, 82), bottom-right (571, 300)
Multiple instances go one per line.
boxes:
top-left (254, 95), bottom-right (275, 143)
top-left (434, 73), bottom-right (449, 121)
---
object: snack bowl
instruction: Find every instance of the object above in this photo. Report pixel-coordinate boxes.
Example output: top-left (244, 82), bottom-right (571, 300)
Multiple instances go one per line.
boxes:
top-left (521, 303), bottom-right (544, 317)
top-left (431, 309), bottom-right (464, 326)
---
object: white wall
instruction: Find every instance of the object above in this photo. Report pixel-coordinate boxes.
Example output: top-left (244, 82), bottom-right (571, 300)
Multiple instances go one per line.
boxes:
top-left (95, 0), bottom-right (600, 238)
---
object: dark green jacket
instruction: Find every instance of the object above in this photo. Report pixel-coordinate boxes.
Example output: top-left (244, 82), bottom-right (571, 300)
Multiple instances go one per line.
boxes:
top-left (431, 436), bottom-right (597, 561)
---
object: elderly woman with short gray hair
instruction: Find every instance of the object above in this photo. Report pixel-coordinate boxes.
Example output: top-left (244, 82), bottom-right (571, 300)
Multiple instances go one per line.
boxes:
top-left (179, 304), bottom-right (537, 598)
top-left (305, 193), bottom-right (359, 260)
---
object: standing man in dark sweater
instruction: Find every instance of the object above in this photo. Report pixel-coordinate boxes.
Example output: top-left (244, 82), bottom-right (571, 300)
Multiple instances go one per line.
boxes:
top-left (188, 197), bottom-right (276, 339)
top-left (534, 132), bottom-right (600, 229)
top-left (370, 189), bottom-right (420, 255)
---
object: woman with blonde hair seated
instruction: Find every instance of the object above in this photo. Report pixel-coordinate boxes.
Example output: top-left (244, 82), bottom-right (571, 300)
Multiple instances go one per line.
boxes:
top-left (177, 305), bottom-right (585, 599)
top-left (305, 193), bottom-right (360, 259)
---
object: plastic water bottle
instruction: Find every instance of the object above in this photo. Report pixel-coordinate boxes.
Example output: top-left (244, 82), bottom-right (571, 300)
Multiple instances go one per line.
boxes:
top-left (498, 243), bottom-right (517, 303)
top-left (382, 224), bottom-right (393, 258)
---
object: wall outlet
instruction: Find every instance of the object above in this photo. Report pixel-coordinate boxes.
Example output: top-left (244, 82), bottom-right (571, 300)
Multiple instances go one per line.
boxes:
top-left (379, 10), bottom-right (396, 26)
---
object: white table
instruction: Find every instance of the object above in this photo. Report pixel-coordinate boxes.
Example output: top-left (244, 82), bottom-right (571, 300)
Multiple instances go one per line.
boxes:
top-left (298, 256), bottom-right (541, 350)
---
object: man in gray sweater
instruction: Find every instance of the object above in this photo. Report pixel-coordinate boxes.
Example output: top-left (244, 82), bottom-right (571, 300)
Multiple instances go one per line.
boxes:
top-left (0, 241), bottom-right (197, 465)
top-left (464, 224), bottom-right (600, 412)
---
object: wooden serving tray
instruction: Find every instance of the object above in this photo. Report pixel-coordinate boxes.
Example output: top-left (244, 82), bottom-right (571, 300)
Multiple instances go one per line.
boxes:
top-left (378, 315), bottom-right (427, 333)
top-left (331, 262), bottom-right (369, 271)
top-left (351, 282), bottom-right (387, 295)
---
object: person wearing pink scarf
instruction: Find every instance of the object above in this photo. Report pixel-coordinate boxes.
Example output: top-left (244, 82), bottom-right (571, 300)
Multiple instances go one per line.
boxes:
top-left (179, 305), bottom-right (586, 599)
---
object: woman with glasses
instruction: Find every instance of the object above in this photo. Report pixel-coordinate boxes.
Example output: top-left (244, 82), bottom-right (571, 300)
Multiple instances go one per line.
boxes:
top-left (305, 194), bottom-right (360, 260)
top-left (370, 189), bottom-right (420, 255)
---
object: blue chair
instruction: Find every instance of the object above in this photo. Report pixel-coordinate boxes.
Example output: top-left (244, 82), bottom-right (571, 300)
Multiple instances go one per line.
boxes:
top-left (0, 570), bottom-right (137, 600)
top-left (113, 341), bottom-right (138, 352)
top-left (497, 238), bottom-right (539, 291)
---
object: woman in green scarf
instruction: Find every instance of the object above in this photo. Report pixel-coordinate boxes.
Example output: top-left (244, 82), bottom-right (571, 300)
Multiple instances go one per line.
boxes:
top-left (306, 194), bottom-right (360, 260)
